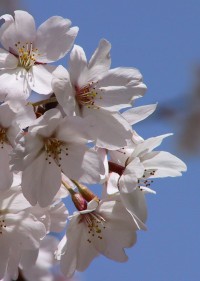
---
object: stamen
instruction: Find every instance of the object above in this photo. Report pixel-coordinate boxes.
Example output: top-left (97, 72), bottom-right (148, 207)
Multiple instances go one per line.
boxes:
top-left (75, 82), bottom-right (103, 109)
top-left (82, 211), bottom-right (106, 243)
top-left (44, 138), bottom-right (68, 167)
top-left (14, 41), bottom-right (40, 70)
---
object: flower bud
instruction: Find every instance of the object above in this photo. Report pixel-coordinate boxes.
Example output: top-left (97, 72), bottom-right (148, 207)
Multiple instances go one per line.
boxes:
top-left (71, 192), bottom-right (87, 211)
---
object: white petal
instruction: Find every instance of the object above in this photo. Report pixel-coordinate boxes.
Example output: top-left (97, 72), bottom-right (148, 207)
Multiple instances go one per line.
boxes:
top-left (88, 39), bottom-right (111, 80)
top-left (69, 45), bottom-right (88, 86)
top-left (60, 146), bottom-right (103, 183)
top-left (120, 188), bottom-right (147, 228)
top-left (48, 202), bottom-right (68, 232)
top-left (7, 99), bottom-right (36, 129)
top-left (22, 152), bottom-right (61, 207)
top-left (0, 144), bottom-right (13, 190)
top-left (0, 236), bottom-right (10, 279)
top-left (83, 109), bottom-right (132, 150)
top-left (142, 151), bottom-right (187, 177)
top-left (29, 65), bottom-right (56, 95)
top-left (0, 68), bottom-right (30, 101)
top-left (107, 172), bottom-right (120, 195)
top-left (0, 48), bottom-right (18, 69)
top-left (60, 217), bottom-right (81, 278)
top-left (0, 187), bottom-right (31, 212)
top-left (122, 104), bottom-right (157, 125)
top-left (52, 67), bottom-right (76, 116)
top-left (131, 133), bottom-right (173, 159)
top-left (0, 11), bottom-right (36, 52)
top-left (35, 16), bottom-right (78, 63)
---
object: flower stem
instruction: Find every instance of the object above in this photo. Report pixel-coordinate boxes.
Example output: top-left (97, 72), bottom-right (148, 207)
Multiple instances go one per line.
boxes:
top-left (61, 180), bottom-right (75, 195)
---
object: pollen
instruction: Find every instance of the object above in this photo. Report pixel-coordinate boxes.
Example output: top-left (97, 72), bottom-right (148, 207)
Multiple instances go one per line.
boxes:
top-left (82, 212), bottom-right (106, 243)
top-left (75, 81), bottom-right (103, 109)
top-left (44, 137), bottom-right (69, 167)
top-left (15, 41), bottom-right (40, 70)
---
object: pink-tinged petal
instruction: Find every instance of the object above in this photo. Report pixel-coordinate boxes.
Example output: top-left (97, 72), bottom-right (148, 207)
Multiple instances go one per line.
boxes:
top-left (29, 65), bottom-right (56, 95)
top-left (120, 188), bottom-right (147, 228)
top-left (22, 152), bottom-right (61, 207)
top-left (83, 108), bottom-right (132, 149)
top-left (142, 151), bottom-right (187, 177)
top-left (0, 68), bottom-right (30, 101)
top-left (122, 104), bottom-right (157, 125)
top-left (88, 39), bottom-right (111, 80)
top-left (0, 144), bottom-right (13, 190)
top-left (35, 16), bottom-right (78, 63)
top-left (52, 66), bottom-right (76, 116)
top-left (0, 48), bottom-right (18, 69)
top-left (60, 145), bottom-right (103, 184)
top-left (0, 11), bottom-right (36, 52)
top-left (130, 133), bottom-right (173, 159)
top-left (69, 45), bottom-right (88, 86)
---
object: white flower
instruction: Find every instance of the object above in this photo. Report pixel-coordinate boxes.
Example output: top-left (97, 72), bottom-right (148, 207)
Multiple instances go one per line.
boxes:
top-left (11, 109), bottom-right (104, 207)
top-left (0, 10), bottom-right (79, 100)
top-left (52, 39), bottom-right (147, 149)
top-left (0, 102), bottom-right (21, 190)
top-left (0, 186), bottom-right (46, 280)
top-left (57, 197), bottom-right (139, 278)
top-left (106, 134), bottom-right (187, 219)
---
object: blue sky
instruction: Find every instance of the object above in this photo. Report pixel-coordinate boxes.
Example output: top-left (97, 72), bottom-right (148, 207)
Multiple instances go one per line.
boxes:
top-left (14, 1), bottom-right (200, 280)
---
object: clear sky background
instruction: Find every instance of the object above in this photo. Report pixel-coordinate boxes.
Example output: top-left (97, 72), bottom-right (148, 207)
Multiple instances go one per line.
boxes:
top-left (8, 1), bottom-right (200, 280)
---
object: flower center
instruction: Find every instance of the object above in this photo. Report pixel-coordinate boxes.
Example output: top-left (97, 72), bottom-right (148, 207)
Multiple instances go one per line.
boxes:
top-left (44, 138), bottom-right (69, 166)
top-left (75, 82), bottom-right (103, 109)
top-left (0, 128), bottom-right (8, 148)
top-left (82, 212), bottom-right (106, 243)
top-left (14, 41), bottom-right (40, 70)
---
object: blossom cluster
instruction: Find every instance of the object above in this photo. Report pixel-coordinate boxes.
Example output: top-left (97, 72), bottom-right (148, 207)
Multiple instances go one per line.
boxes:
top-left (0, 10), bottom-right (186, 280)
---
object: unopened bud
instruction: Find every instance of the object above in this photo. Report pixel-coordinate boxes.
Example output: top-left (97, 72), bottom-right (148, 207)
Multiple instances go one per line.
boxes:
top-left (71, 192), bottom-right (87, 211)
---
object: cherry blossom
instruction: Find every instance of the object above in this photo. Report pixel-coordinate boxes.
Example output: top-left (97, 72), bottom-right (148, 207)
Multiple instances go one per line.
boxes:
top-left (57, 197), bottom-right (139, 278)
top-left (0, 10), bottom-right (78, 100)
top-left (11, 108), bottom-right (104, 207)
top-left (0, 186), bottom-right (46, 279)
top-left (52, 39), bottom-right (147, 149)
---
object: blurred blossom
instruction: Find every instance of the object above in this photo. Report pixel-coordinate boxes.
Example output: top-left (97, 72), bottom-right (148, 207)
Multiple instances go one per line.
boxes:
top-left (0, 0), bottom-right (24, 14)
top-left (156, 65), bottom-right (200, 155)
